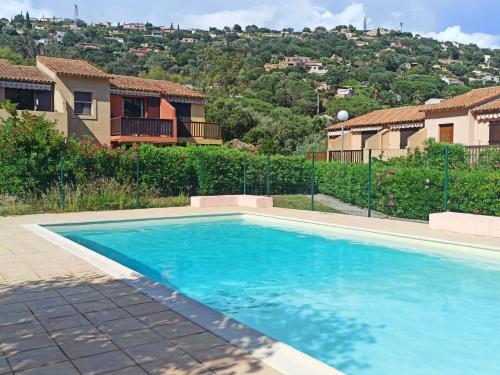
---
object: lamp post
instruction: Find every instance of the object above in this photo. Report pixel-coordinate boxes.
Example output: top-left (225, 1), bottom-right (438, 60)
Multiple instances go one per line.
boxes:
top-left (337, 110), bottom-right (349, 163)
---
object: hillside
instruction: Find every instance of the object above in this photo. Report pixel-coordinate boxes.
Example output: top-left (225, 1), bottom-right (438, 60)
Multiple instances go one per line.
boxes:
top-left (1, 14), bottom-right (499, 154)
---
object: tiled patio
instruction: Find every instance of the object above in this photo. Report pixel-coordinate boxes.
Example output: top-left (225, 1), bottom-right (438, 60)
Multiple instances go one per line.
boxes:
top-left (1, 206), bottom-right (498, 375)
top-left (0, 210), bottom-right (284, 375)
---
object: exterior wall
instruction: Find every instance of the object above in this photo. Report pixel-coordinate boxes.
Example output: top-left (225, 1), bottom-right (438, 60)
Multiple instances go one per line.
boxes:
top-left (381, 129), bottom-right (401, 149)
top-left (365, 131), bottom-right (383, 149)
top-left (328, 131), bottom-right (362, 151)
top-left (407, 128), bottom-right (427, 149)
top-left (424, 109), bottom-right (475, 145)
top-left (190, 103), bottom-right (205, 122)
top-left (477, 121), bottom-right (491, 145)
top-left (0, 109), bottom-right (68, 136)
top-left (0, 87), bottom-right (5, 102)
top-left (37, 61), bottom-right (111, 145)
top-left (160, 98), bottom-right (177, 138)
top-left (110, 95), bottom-right (123, 118)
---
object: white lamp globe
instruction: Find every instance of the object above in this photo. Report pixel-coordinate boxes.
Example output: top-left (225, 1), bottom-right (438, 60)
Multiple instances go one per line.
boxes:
top-left (337, 110), bottom-right (349, 122)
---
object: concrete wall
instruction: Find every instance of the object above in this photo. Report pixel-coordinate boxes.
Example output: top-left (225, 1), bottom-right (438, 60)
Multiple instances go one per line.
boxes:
top-left (0, 109), bottom-right (68, 136)
top-left (328, 131), bottom-right (363, 151)
top-left (407, 127), bottom-right (427, 149)
top-left (37, 61), bottom-right (111, 145)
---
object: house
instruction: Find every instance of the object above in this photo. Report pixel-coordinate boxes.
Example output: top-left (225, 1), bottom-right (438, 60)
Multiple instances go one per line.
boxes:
top-left (54, 31), bottom-right (66, 43)
top-left (123, 23), bottom-right (146, 31)
top-left (264, 56), bottom-right (327, 75)
top-left (441, 76), bottom-right (464, 85)
top-left (314, 82), bottom-right (330, 92)
top-left (95, 21), bottom-right (111, 28)
top-left (390, 39), bottom-right (407, 49)
top-left (335, 87), bottom-right (354, 98)
top-left (0, 57), bottom-right (221, 147)
top-left (481, 75), bottom-right (500, 84)
top-left (366, 28), bottom-right (391, 37)
top-left (355, 40), bottom-right (369, 47)
top-left (79, 43), bottom-right (101, 50)
top-left (326, 86), bottom-right (500, 161)
top-left (149, 30), bottom-right (163, 38)
top-left (180, 37), bottom-right (194, 44)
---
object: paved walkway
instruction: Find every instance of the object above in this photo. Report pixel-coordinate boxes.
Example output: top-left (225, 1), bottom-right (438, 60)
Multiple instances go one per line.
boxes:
top-left (1, 207), bottom-right (498, 375)
top-left (0, 210), bottom-right (283, 375)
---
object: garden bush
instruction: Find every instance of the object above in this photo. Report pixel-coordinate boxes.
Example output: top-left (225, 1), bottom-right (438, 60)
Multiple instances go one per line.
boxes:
top-left (0, 109), bottom-right (498, 219)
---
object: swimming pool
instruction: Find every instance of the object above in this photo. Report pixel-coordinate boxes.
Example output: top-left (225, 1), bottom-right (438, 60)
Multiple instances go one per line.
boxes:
top-left (47, 214), bottom-right (500, 375)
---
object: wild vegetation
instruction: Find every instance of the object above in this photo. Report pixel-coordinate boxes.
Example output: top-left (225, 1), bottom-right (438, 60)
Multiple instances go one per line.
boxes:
top-left (1, 15), bottom-right (499, 154)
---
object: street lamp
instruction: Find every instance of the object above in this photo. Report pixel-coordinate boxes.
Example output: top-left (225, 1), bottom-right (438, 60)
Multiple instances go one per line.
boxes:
top-left (337, 110), bottom-right (349, 163)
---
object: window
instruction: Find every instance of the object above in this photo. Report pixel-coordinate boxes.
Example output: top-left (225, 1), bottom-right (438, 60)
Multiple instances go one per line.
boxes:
top-left (5, 88), bottom-right (35, 110)
top-left (123, 97), bottom-right (145, 118)
top-left (490, 122), bottom-right (500, 145)
top-left (74, 91), bottom-right (92, 115)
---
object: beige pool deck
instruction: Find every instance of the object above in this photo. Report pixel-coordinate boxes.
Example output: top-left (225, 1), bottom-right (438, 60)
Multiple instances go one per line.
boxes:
top-left (0, 206), bottom-right (499, 375)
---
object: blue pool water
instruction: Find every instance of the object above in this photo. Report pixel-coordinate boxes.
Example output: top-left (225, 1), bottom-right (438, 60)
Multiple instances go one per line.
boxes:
top-left (49, 215), bottom-right (500, 375)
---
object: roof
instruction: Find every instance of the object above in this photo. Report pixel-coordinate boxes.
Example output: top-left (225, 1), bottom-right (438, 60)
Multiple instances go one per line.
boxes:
top-left (0, 59), bottom-right (53, 84)
top-left (327, 105), bottom-right (425, 130)
top-left (37, 56), bottom-right (109, 79)
top-left (471, 98), bottom-right (500, 114)
top-left (422, 86), bottom-right (500, 112)
top-left (109, 74), bottom-right (205, 100)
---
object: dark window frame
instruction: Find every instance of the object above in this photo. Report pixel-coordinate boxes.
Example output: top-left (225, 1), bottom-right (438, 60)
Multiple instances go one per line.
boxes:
top-left (74, 91), bottom-right (93, 115)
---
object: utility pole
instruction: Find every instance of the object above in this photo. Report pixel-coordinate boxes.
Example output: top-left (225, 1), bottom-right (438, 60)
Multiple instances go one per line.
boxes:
top-left (317, 93), bottom-right (320, 115)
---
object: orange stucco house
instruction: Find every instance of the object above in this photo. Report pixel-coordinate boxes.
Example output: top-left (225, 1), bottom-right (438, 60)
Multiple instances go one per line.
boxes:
top-left (0, 56), bottom-right (221, 147)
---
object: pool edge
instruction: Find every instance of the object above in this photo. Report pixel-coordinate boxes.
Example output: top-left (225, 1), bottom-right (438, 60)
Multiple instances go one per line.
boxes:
top-left (24, 222), bottom-right (344, 375)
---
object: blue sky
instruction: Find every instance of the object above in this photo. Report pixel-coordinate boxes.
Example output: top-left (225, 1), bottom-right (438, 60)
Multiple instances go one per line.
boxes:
top-left (1, 0), bottom-right (499, 48)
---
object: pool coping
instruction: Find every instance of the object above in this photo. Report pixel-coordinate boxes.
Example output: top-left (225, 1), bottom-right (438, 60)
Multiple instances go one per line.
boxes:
top-left (23, 209), bottom-right (500, 375)
top-left (24, 219), bottom-right (344, 375)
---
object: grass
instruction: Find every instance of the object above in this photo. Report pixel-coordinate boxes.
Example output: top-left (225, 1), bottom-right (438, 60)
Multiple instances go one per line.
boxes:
top-left (0, 180), bottom-right (190, 216)
top-left (272, 194), bottom-right (339, 213)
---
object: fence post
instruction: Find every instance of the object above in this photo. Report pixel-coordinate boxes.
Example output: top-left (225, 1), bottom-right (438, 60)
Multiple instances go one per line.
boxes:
top-left (135, 154), bottom-right (140, 209)
top-left (265, 155), bottom-right (270, 197)
top-left (59, 150), bottom-right (65, 210)
top-left (367, 149), bottom-right (372, 218)
top-left (243, 161), bottom-right (247, 195)
top-left (443, 145), bottom-right (449, 212)
top-left (310, 151), bottom-right (315, 211)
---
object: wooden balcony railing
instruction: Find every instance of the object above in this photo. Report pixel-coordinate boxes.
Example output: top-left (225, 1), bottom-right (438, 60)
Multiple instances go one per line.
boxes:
top-left (111, 117), bottom-right (174, 137)
top-left (178, 120), bottom-right (222, 139)
top-left (329, 150), bottom-right (364, 163)
top-left (465, 144), bottom-right (500, 164)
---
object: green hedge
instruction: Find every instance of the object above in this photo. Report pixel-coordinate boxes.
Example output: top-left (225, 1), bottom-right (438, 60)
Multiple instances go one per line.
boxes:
top-left (317, 162), bottom-right (500, 220)
top-left (1, 109), bottom-right (498, 220)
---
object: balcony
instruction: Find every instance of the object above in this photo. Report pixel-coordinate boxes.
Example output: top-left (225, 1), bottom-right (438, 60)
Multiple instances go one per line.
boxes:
top-left (178, 120), bottom-right (222, 144)
top-left (110, 117), bottom-right (175, 144)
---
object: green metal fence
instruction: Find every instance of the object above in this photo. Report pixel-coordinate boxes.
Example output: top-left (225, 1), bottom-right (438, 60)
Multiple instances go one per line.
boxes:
top-left (51, 144), bottom-right (497, 221)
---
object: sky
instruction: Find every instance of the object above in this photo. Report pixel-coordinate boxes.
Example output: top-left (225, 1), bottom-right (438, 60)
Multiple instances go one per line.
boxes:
top-left (1, 0), bottom-right (499, 49)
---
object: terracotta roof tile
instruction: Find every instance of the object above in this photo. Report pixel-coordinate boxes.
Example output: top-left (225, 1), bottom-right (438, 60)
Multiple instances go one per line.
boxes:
top-left (422, 86), bottom-right (500, 112)
top-left (37, 56), bottom-right (109, 79)
top-left (109, 74), bottom-right (205, 99)
top-left (0, 59), bottom-right (53, 84)
top-left (327, 105), bottom-right (425, 130)
top-left (472, 98), bottom-right (500, 114)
